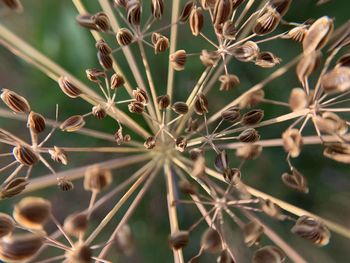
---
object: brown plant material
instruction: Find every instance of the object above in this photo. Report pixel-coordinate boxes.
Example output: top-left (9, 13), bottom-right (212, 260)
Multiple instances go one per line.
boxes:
top-left (281, 168), bottom-right (309, 193)
top-left (244, 220), bottom-right (264, 247)
top-left (84, 165), bottom-right (112, 193)
top-left (323, 142), bottom-right (350, 164)
top-left (170, 50), bottom-right (187, 71)
top-left (49, 146), bottom-right (68, 165)
top-left (201, 228), bottom-right (222, 253)
top-left (169, 230), bottom-right (190, 250)
top-left (64, 212), bottom-right (88, 237)
top-left (0, 178), bottom-right (28, 199)
top-left (252, 245), bottom-right (286, 263)
top-left (241, 109), bottom-right (264, 126)
top-left (219, 74), bottom-right (240, 91)
top-left (236, 144), bottom-right (263, 160)
top-left (321, 66), bottom-right (350, 93)
top-left (0, 89), bottom-right (30, 113)
top-left (58, 76), bottom-right (82, 98)
top-left (60, 115), bottom-right (86, 132)
top-left (282, 129), bottom-right (303, 157)
top-left (12, 145), bottom-right (38, 166)
top-left (0, 213), bottom-right (15, 238)
top-left (117, 28), bottom-right (134, 46)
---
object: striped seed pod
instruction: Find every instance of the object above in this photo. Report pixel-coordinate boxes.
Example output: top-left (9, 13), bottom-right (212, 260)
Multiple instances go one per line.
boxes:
top-left (76, 14), bottom-right (99, 30)
top-left (27, 111), bottom-right (46, 134)
top-left (13, 145), bottom-right (38, 166)
top-left (241, 109), bottom-right (264, 126)
top-left (194, 93), bottom-right (208, 115)
top-left (86, 68), bottom-right (106, 83)
top-left (222, 20), bottom-right (237, 40)
top-left (214, 150), bottom-right (228, 171)
top-left (126, 0), bottom-right (141, 26)
top-left (60, 115), bottom-right (85, 132)
top-left (116, 28), bottom-right (134, 46)
top-left (282, 129), bottom-right (303, 158)
top-left (270, 0), bottom-right (292, 16)
top-left (223, 168), bottom-right (241, 185)
top-left (254, 6), bottom-right (281, 35)
top-left (282, 26), bottom-right (308, 42)
top-left (179, 0), bottom-right (194, 23)
top-left (170, 50), bottom-right (187, 71)
top-left (133, 88), bottom-right (149, 104)
top-left (189, 7), bottom-right (203, 36)
top-left (95, 39), bottom-right (111, 55)
top-left (93, 12), bottom-right (110, 32)
top-left (255, 52), bottom-right (281, 68)
top-left (157, 95), bottom-right (170, 110)
top-left (151, 0), bottom-right (164, 19)
top-left (172, 101), bottom-right (188, 114)
top-left (92, 105), bottom-right (107, 120)
top-left (221, 106), bottom-right (240, 122)
top-left (58, 76), bottom-right (82, 98)
top-left (239, 128), bottom-right (260, 143)
top-left (232, 41), bottom-right (260, 62)
top-left (97, 51), bottom-right (113, 70)
top-left (0, 177), bottom-right (28, 199)
top-left (0, 213), bottom-right (15, 238)
top-left (260, 199), bottom-right (285, 220)
top-left (281, 168), bottom-right (309, 193)
top-left (111, 73), bottom-right (125, 89)
top-left (1, 89), bottom-right (30, 113)
top-left (152, 33), bottom-right (169, 54)
top-left (213, 0), bottom-right (233, 25)
top-left (323, 142), bottom-right (350, 164)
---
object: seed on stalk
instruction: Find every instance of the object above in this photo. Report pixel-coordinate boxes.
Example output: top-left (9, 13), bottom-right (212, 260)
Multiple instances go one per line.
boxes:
top-left (296, 51), bottom-right (320, 87)
top-left (241, 109), bottom-right (264, 126)
top-left (152, 33), bottom-right (169, 53)
top-left (219, 74), bottom-right (240, 91)
top-left (157, 95), bottom-right (170, 110)
top-left (260, 199), bottom-right (285, 220)
top-left (239, 90), bottom-right (265, 109)
top-left (86, 68), bottom-right (106, 83)
top-left (214, 150), bottom-right (228, 171)
top-left (321, 66), bottom-right (350, 93)
top-left (281, 168), bottom-right (309, 193)
top-left (189, 7), bottom-right (204, 36)
top-left (13, 145), bottom-right (38, 166)
top-left (239, 128), bottom-right (260, 143)
top-left (169, 230), bottom-right (190, 250)
top-left (93, 12), bottom-right (111, 32)
top-left (175, 136), bottom-right (187, 152)
top-left (0, 89), bottom-right (31, 113)
top-left (186, 117), bottom-right (199, 133)
top-left (236, 144), bottom-right (263, 160)
top-left (110, 73), bottom-right (125, 89)
top-left (97, 51), bottom-right (113, 70)
top-left (194, 93), bottom-right (208, 115)
top-left (58, 76), bottom-right (82, 98)
top-left (151, 0), bottom-right (164, 19)
top-left (223, 168), bottom-right (241, 185)
top-left (116, 28), bottom-right (134, 46)
top-left (314, 112), bottom-right (347, 135)
top-left (144, 136), bottom-right (156, 149)
top-left (114, 224), bottom-right (135, 255)
top-left (64, 212), bottom-right (88, 237)
top-left (252, 245), bottom-right (286, 263)
top-left (201, 228), bottom-right (222, 253)
top-left (232, 41), bottom-right (259, 62)
top-left (133, 88), bottom-right (149, 104)
top-left (0, 177), bottom-right (28, 199)
top-left (126, 0), bottom-right (141, 26)
top-left (60, 115), bottom-right (85, 132)
top-left (270, 0), bottom-right (292, 16)
top-left (283, 26), bottom-right (307, 42)
top-left (95, 39), bottom-right (111, 55)
top-left (323, 142), bottom-right (350, 164)
top-left (57, 177), bottom-right (74, 192)
top-left (222, 20), bottom-right (237, 40)
top-left (200, 49), bottom-right (220, 67)
top-left (0, 213), bottom-right (15, 238)
top-left (27, 111), bottom-right (46, 134)
top-left (243, 221), bottom-right (264, 247)
top-left (221, 106), bottom-right (240, 122)
top-left (84, 165), bottom-right (112, 193)
top-left (76, 14), bottom-right (99, 30)
top-left (92, 105), bottom-right (107, 120)
top-left (282, 129), bottom-right (303, 158)
top-left (49, 146), bottom-right (68, 165)
top-left (170, 50), bottom-right (187, 71)
top-left (213, 0), bottom-right (233, 25)
top-left (65, 244), bottom-right (92, 263)
top-left (179, 0), bottom-right (194, 23)
top-left (255, 52), bottom-right (281, 68)
top-left (254, 6), bottom-right (281, 35)
top-left (289, 88), bottom-right (308, 111)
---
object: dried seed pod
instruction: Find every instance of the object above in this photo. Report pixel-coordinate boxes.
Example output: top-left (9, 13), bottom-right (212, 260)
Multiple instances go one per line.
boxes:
top-left (214, 150), bottom-right (228, 171)
top-left (175, 136), bottom-right (187, 152)
top-left (232, 41), bottom-right (259, 62)
top-left (270, 0), bottom-right (292, 16)
top-left (114, 0), bottom-right (127, 8)
top-left (144, 136), bottom-right (156, 149)
top-left (282, 26), bottom-right (308, 42)
top-left (178, 180), bottom-right (197, 195)
top-left (171, 101), bottom-right (188, 115)
top-left (114, 224), bottom-right (135, 255)
top-left (194, 93), bottom-right (208, 115)
top-left (243, 221), bottom-right (264, 247)
top-left (289, 88), bottom-right (308, 111)
top-left (84, 165), bottom-right (112, 192)
top-left (0, 177), bottom-right (28, 199)
top-left (13, 145), bottom-right (38, 166)
top-left (221, 106), bottom-right (240, 122)
top-left (57, 177), bottom-right (74, 191)
top-left (65, 244), bottom-right (92, 263)
top-left (64, 212), bottom-right (88, 237)
top-left (222, 20), bottom-right (237, 40)
top-left (86, 68), bottom-right (106, 83)
top-left (0, 213), bottom-right (15, 238)
top-left (303, 16), bottom-right (333, 54)
top-left (252, 245), bottom-right (286, 263)
top-left (321, 66), bottom-right (350, 93)
top-left (151, 0), bottom-right (164, 19)
top-left (200, 49), bottom-right (220, 67)
top-left (291, 216), bottom-right (330, 246)
top-left (296, 51), bottom-right (320, 87)
top-left (213, 0), bottom-right (233, 25)
top-left (323, 142), bottom-right (350, 164)
top-left (133, 88), bottom-right (149, 104)
top-left (314, 112), bottom-right (348, 135)
top-left (170, 50), bottom-right (187, 71)
top-left (97, 51), bottom-right (113, 70)
top-left (219, 74), bottom-right (240, 91)
top-left (127, 0), bottom-right (141, 26)
top-left (282, 129), bottom-right (303, 158)
top-left (58, 76), bottom-right (82, 98)
top-left (0, 233), bottom-right (43, 263)
top-left (255, 52), bottom-right (281, 68)
top-left (60, 115), bottom-right (85, 132)
top-left (239, 90), bottom-right (265, 109)
top-left (223, 168), bottom-right (241, 185)
top-left (95, 39), bottom-right (111, 55)
top-left (281, 168), bottom-right (309, 193)
top-left (92, 105), bottom-right (107, 120)
top-left (241, 109), bottom-right (264, 126)
top-left (49, 146), bottom-right (68, 165)
top-left (27, 111), bottom-right (46, 134)
top-left (336, 53), bottom-right (350, 68)
top-left (201, 228), bottom-right (222, 253)
top-left (238, 128), bottom-right (260, 143)
top-left (189, 7), bottom-right (204, 36)
top-left (0, 89), bottom-right (31, 113)
top-left (116, 28), bottom-right (134, 46)
top-left (179, 0), bottom-right (194, 23)
top-left (186, 117), bottom-right (199, 133)
top-left (13, 197), bottom-right (51, 230)
top-left (254, 6), bottom-right (281, 35)
top-left (260, 198), bottom-right (285, 220)
top-left (76, 14), bottom-right (99, 30)
top-left (2, 0), bottom-right (23, 12)
top-left (169, 230), bottom-right (190, 250)
top-left (153, 34), bottom-right (169, 54)
top-left (157, 95), bottom-right (170, 110)
top-left (93, 12), bottom-right (110, 32)
top-left (236, 144), bottom-right (263, 160)
top-left (110, 73), bottom-right (125, 89)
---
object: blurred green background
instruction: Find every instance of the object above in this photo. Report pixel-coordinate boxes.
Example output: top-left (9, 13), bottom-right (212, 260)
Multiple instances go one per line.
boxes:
top-left (0, 0), bottom-right (349, 262)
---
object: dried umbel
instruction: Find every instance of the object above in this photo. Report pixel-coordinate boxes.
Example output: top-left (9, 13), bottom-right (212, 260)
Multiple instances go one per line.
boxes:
top-left (0, 213), bottom-right (15, 238)
top-left (219, 74), bottom-right (240, 91)
top-left (114, 224), bottom-right (135, 255)
top-left (64, 212), bottom-right (88, 237)
top-left (110, 73), bottom-right (125, 89)
top-left (291, 216), bottom-right (330, 246)
top-left (239, 90), bottom-right (265, 109)
top-left (254, 6), bottom-right (281, 35)
top-left (27, 111), bottom-right (46, 134)
top-left (144, 136), bottom-right (156, 149)
top-left (252, 245), bottom-right (286, 263)
top-left (169, 230), bottom-right (190, 250)
top-left (323, 142), bottom-right (350, 164)
top-left (58, 76), bottom-right (82, 98)
top-left (232, 41), bottom-right (260, 62)
top-left (243, 220), bottom-right (264, 247)
top-left (116, 28), bottom-right (134, 46)
top-left (0, 177), bottom-right (28, 199)
top-left (84, 165), bottom-right (112, 193)
top-left (282, 129), bottom-right (303, 158)
top-left (189, 7), bottom-right (204, 36)
top-left (65, 243), bottom-right (92, 263)
top-left (314, 112), bottom-right (348, 135)
top-left (221, 106), bottom-right (240, 122)
top-left (321, 66), bottom-right (350, 93)
top-left (200, 49), bottom-right (220, 67)
top-left (223, 168), bottom-right (241, 185)
top-left (236, 144), bottom-right (263, 160)
top-left (60, 115), bottom-right (86, 132)
top-left (281, 168), bottom-right (309, 193)
top-left (12, 145), bottom-right (38, 166)
top-left (157, 95), bottom-right (170, 110)
top-left (49, 146), bottom-right (68, 165)
top-left (201, 228), bottom-right (222, 253)
top-left (170, 50), bottom-right (187, 71)
top-left (289, 88), bottom-right (308, 111)
top-left (13, 197), bottom-right (51, 230)
top-left (194, 93), bottom-right (209, 115)
top-left (241, 109), bottom-right (264, 126)
top-left (0, 233), bottom-right (44, 263)
top-left (0, 89), bottom-right (31, 113)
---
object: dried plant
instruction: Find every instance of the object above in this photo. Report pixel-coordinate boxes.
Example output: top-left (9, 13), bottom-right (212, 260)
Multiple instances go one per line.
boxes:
top-left (0, 0), bottom-right (349, 262)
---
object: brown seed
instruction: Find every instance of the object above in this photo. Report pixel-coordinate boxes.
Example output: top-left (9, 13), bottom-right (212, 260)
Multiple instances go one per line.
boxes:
top-left (232, 41), bottom-right (259, 62)
top-left (60, 115), bottom-right (85, 132)
top-left (200, 0), bottom-right (216, 10)
top-left (151, 0), bottom-right (164, 19)
top-left (114, 224), bottom-right (135, 255)
top-left (221, 106), bottom-right (240, 122)
top-left (219, 74), bottom-right (240, 91)
top-left (282, 129), bottom-right (303, 158)
top-left (213, 0), bottom-right (233, 25)
top-left (86, 68), bottom-right (106, 83)
top-left (243, 221), bottom-right (264, 247)
top-left (0, 177), bottom-right (28, 199)
top-left (84, 165), bottom-right (112, 192)
top-left (194, 93), bottom-right (209, 115)
top-left (336, 53), bottom-right (350, 68)
top-left (13, 145), bottom-right (38, 166)
top-left (144, 136), bottom-right (156, 149)
top-left (0, 89), bottom-right (31, 113)
top-left (95, 39), bottom-right (111, 55)
top-left (2, 0), bottom-right (23, 12)
top-left (170, 50), bottom-right (187, 71)
top-left (200, 49), bottom-right (220, 67)
top-left (27, 112), bottom-right (46, 134)
top-left (152, 33), bottom-right (169, 54)
top-left (189, 7), bottom-right (204, 36)
top-left (157, 95), bottom-right (170, 110)
top-left (281, 168), bottom-right (309, 193)
top-left (303, 16), bottom-right (334, 54)
top-left (296, 51), bottom-right (320, 87)
top-left (241, 109), bottom-right (264, 126)
top-left (289, 88), bottom-right (308, 111)
top-left (76, 14), bottom-right (99, 30)
top-left (175, 136), bottom-right (187, 152)
top-left (255, 52), bottom-right (281, 68)
top-left (186, 117), bottom-right (199, 133)
top-left (291, 216), bottom-right (330, 246)
top-left (127, 0), bottom-right (141, 26)
top-left (110, 73), bottom-right (125, 89)
top-left (116, 28), bottom-right (134, 46)
top-left (323, 142), bottom-right (350, 164)
top-left (97, 51), bottom-right (113, 70)
top-left (57, 177), bottom-right (74, 191)
top-left (58, 76), bottom-right (82, 98)
top-left (179, 0), bottom-right (194, 23)
top-left (93, 12), bottom-right (110, 32)
top-left (49, 146), bottom-right (68, 165)
top-left (282, 26), bottom-right (308, 42)
top-left (172, 101), bottom-right (189, 114)
top-left (314, 112), bottom-right (348, 135)
top-left (0, 213), bottom-right (15, 238)
top-left (64, 212), bottom-right (88, 237)
top-left (214, 150), bottom-right (228, 171)
top-left (252, 245), bottom-right (286, 263)
top-left (239, 89), bottom-right (265, 109)
top-left (13, 197), bottom-right (51, 230)
top-left (270, 0), bottom-right (292, 16)
top-left (169, 230), bottom-right (190, 250)
top-left (260, 199), bottom-right (285, 220)
top-left (92, 105), bottom-right (107, 120)
top-left (321, 66), bottom-right (350, 93)
top-left (201, 228), bottom-right (222, 253)
top-left (178, 180), bottom-right (197, 195)
top-left (0, 233), bottom-right (43, 262)
top-left (239, 128), bottom-right (260, 143)
top-left (236, 144), bottom-right (263, 160)
top-left (223, 168), bottom-right (241, 185)
top-left (222, 20), bottom-right (237, 40)
top-left (65, 244), bottom-right (92, 263)
top-left (254, 6), bottom-right (281, 35)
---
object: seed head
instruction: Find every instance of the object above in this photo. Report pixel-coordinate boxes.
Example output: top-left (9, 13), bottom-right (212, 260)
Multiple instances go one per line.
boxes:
top-left (157, 95), bottom-right (170, 110)
top-left (240, 109), bottom-right (264, 126)
top-left (221, 106), bottom-right (240, 122)
top-left (57, 177), bottom-right (74, 192)
top-left (189, 7), bottom-right (204, 36)
top-left (95, 39), bottom-right (111, 55)
top-left (201, 228), bottom-right (222, 253)
top-left (238, 128), bottom-right (260, 143)
top-left (179, 0), bottom-right (194, 23)
top-left (92, 105), bottom-right (107, 120)
top-left (110, 73), bottom-right (125, 89)
top-left (194, 93), bottom-right (208, 115)
top-left (151, 0), bottom-right (164, 19)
